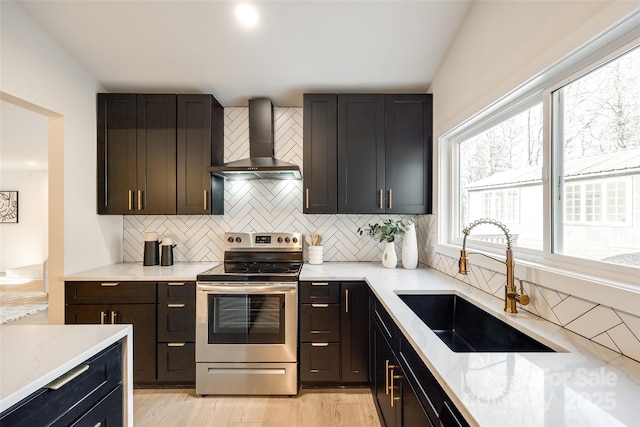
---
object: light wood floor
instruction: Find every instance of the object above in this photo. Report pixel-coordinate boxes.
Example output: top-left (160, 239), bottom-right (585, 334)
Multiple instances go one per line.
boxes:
top-left (134, 388), bottom-right (381, 427)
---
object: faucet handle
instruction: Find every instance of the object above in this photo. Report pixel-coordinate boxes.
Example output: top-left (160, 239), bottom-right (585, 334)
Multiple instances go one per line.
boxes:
top-left (517, 279), bottom-right (531, 306)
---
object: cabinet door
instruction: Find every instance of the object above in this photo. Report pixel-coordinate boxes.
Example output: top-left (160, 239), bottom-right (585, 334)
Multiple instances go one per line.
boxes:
top-left (299, 342), bottom-right (341, 383)
top-left (136, 94), bottom-right (177, 214)
top-left (97, 93), bottom-right (137, 214)
top-left (177, 94), bottom-right (224, 215)
top-left (338, 94), bottom-right (385, 214)
top-left (385, 94), bottom-right (433, 214)
top-left (65, 304), bottom-right (110, 324)
top-left (114, 303), bottom-right (157, 384)
top-left (157, 301), bottom-right (195, 342)
top-left (303, 94), bottom-right (338, 213)
top-left (341, 282), bottom-right (369, 383)
top-left (157, 343), bottom-right (196, 384)
top-left (373, 323), bottom-right (396, 427)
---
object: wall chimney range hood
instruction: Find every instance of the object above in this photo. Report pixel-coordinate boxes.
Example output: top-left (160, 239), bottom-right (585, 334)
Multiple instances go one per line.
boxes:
top-left (208, 98), bottom-right (302, 180)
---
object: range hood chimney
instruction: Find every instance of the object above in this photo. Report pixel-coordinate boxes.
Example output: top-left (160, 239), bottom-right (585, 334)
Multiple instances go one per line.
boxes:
top-left (208, 98), bottom-right (302, 180)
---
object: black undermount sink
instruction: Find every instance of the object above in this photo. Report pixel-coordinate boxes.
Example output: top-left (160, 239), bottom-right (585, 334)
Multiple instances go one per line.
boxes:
top-left (398, 293), bottom-right (555, 353)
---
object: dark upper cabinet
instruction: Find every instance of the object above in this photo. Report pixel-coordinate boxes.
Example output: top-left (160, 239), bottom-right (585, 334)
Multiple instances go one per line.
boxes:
top-left (177, 94), bottom-right (224, 215)
top-left (302, 93), bottom-right (432, 214)
top-left (385, 94), bottom-right (433, 214)
top-left (303, 94), bottom-right (338, 213)
top-left (338, 94), bottom-right (386, 214)
top-left (97, 93), bottom-right (224, 215)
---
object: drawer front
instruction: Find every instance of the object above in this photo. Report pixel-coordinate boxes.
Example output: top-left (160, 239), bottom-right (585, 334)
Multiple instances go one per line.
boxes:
top-left (157, 281), bottom-right (195, 303)
top-left (300, 342), bottom-right (340, 383)
top-left (300, 304), bottom-right (340, 342)
top-left (0, 341), bottom-right (123, 427)
top-left (65, 281), bottom-right (156, 304)
top-left (299, 281), bottom-right (340, 304)
top-left (69, 384), bottom-right (123, 427)
top-left (157, 343), bottom-right (196, 383)
top-left (157, 301), bottom-right (196, 342)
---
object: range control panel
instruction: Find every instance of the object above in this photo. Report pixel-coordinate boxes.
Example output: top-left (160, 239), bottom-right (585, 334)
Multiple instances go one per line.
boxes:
top-left (224, 232), bottom-right (302, 251)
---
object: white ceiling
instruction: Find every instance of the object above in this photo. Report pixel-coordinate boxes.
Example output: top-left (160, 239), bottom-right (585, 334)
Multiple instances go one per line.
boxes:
top-left (16, 0), bottom-right (472, 107)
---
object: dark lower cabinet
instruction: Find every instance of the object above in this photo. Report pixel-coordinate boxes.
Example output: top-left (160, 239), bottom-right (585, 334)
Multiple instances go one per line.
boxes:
top-left (65, 280), bottom-right (197, 387)
top-left (371, 296), bottom-right (468, 427)
top-left (299, 281), bottom-right (369, 386)
top-left (0, 341), bottom-right (124, 427)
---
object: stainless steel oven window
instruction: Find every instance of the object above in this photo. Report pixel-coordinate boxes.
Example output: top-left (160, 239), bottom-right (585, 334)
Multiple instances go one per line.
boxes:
top-left (208, 294), bottom-right (285, 344)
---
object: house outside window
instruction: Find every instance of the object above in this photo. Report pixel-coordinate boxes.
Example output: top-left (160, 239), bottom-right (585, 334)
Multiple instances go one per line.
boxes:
top-left (565, 178), bottom-right (631, 225)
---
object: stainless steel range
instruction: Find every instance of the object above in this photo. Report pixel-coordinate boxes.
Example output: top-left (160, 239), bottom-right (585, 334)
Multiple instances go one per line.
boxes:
top-left (195, 232), bottom-right (302, 396)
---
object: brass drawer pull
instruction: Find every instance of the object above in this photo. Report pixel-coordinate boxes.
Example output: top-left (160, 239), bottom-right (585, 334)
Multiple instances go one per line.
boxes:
top-left (168, 282), bottom-right (186, 286)
top-left (100, 282), bottom-right (120, 287)
top-left (310, 282), bottom-right (328, 286)
top-left (311, 303), bottom-right (329, 308)
top-left (167, 303), bottom-right (186, 308)
top-left (46, 364), bottom-right (90, 390)
top-left (311, 343), bottom-right (329, 347)
top-left (168, 343), bottom-right (186, 347)
top-left (345, 289), bottom-right (349, 313)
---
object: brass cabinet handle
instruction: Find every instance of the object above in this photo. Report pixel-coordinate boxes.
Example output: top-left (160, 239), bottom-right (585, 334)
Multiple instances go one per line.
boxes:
top-left (128, 190), bottom-right (133, 211)
top-left (168, 303), bottom-right (186, 308)
top-left (94, 422), bottom-right (102, 427)
top-left (46, 364), bottom-right (90, 390)
top-left (168, 282), bottom-right (186, 286)
top-left (388, 189), bottom-right (393, 210)
top-left (305, 189), bottom-right (310, 209)
top-left (390, 368), bottom-right (401, 407)
top-left (100, 311), bottom-right (106, 325)
top-left (203, 190), bottom-right (208, 211)
top-left (137, 190), bottom-right (143, 210)
top-left (345, 289), bottom-right (349, 313)
top-left (311, 343), bottom-right (329, 347)
top-left (168, 343), bottom-right (185, 347)
top-left (311, 303), bottom-right (328, 308)
top-left (379, 189), bottom-right (383, 209)
top-left (111, 310), bottom-right (117, 324)
top-left (385, 360), bottom-right (390, 395)
top-left (311, 282), bottom-right (328, 286)
top-left (101, 282), bottom-right (119, 287)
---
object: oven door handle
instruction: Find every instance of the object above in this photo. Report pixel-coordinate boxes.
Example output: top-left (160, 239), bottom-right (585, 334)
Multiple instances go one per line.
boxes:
top-left (197, 283), bottom-right (297, 294)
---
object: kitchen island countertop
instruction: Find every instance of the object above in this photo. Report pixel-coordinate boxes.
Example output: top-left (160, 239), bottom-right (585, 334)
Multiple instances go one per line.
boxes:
top-left (301, 262), bottom-right (640, 426)
top-left (0, 324), bottom-right (133, 424)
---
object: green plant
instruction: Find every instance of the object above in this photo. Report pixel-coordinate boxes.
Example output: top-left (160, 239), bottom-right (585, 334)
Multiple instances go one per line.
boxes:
top-left (357, 218), bottom-right (408, 243)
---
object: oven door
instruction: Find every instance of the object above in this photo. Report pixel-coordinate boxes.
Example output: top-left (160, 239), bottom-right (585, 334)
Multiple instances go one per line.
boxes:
top-left (196, 282), bottom-right (297, 363)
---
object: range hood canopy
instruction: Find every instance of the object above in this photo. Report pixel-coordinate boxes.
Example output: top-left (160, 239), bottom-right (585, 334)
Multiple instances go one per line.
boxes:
top-left (209, 98), bottom-right (302, 180)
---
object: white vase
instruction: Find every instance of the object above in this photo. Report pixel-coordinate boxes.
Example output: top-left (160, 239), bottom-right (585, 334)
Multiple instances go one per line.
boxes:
top-left (382, 241), bottom-right (397, 269)
top-left (402, 223), bottom-right (418, 269)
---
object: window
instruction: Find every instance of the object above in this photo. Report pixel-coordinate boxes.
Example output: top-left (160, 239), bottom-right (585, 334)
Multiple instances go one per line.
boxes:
top-left (443, 29), bottom-right (640, 277)
top-left (458, 103), bottom-right (543, 250)
top-left (552, 45), bottom-right (640, 266)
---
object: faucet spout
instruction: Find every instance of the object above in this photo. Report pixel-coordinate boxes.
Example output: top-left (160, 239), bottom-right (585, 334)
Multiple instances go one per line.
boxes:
top-left (457, 219), bottom-right (529, 314)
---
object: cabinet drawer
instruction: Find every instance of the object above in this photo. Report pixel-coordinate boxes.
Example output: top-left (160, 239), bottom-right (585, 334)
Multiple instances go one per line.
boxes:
top-left (0, 341), bottom-right (123, 427)
top-left (158, 281), bottom-right (195, 303)
top-left (65, 281), bottom-right (156, 304)
top-left (300, 304), bottom-right (340, 342)
top-left (157, 343), bottom-right (195, 383)
top-left (300, 343), bottom-right (340, 383)
top-left (299, 281), bottom-right (340, 303)
top-left (70, 384), bottom-right (123, 427)
top-left (157, 301), bottom-right (195, 342)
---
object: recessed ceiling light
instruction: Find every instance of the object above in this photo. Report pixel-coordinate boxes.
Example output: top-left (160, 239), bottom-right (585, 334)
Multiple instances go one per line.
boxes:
top-left (235, 3), bottom-right (258, 28)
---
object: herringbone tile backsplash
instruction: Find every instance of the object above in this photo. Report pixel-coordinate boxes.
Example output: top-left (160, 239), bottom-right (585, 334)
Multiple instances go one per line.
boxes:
top-left (124, 107), bottom-right (410, 263)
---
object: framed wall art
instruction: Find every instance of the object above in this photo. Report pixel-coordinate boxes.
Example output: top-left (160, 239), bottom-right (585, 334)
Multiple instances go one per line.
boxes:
top-left (0, 191), bottom-right (18, 223)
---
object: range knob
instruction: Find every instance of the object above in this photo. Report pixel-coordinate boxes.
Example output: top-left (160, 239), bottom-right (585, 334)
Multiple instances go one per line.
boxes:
top-left (285, 237), bottom-right (291, 243)
top-left (292, 237), bottom-right (298, 243)
top-left (227, 237), bottom-right (234, 243)
top-left (235, 237), bottom-right (242, 243)
top-left (277, 237), bottom-right (283, 243)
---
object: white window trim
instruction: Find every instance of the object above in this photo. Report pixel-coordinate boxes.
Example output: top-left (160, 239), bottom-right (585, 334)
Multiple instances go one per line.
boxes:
top-left (436, 11), bottom-right (640, 315)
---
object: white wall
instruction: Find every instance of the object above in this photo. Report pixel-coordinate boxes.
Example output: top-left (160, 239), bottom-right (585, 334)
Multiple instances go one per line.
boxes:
top-left (0, 1), bottom-right (123, 273)
top-left (0, 170), bottom-right (48, 272)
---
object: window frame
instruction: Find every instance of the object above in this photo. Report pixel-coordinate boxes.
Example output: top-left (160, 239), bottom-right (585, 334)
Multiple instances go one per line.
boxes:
top-left (437, 15), bottom-right (640, 304)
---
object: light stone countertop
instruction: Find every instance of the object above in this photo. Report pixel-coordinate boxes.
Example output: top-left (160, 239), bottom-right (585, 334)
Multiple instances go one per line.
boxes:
top-left (0, 324), bottom-right (133, 425)
top-left (301, 262), bottom-right (640, 427)
top-left (62, 261), bottom-right (219, 281)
